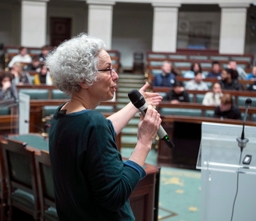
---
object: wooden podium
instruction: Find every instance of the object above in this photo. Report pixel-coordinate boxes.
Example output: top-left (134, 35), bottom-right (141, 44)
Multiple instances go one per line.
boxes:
top-left (130, 163), bottom-right (160, 221)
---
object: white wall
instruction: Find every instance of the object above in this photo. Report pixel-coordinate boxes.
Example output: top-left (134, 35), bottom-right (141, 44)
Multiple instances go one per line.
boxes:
top-left (112, 3), bottom-right (153, 69)
top-left (0, 1), bottom-right (255, 69)
top-left (47, 2), bottom-right (88, 44)
top-left (0, 2), bottom-right (20, 46)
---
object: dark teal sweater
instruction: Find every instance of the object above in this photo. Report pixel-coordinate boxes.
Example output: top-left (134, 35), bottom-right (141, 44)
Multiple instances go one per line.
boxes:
top-left (49, 105), bottom-right (146, 221)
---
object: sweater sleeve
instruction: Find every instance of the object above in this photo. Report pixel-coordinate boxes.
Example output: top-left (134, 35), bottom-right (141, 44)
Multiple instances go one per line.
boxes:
top-left (84, 114), bottom-right (142, 212)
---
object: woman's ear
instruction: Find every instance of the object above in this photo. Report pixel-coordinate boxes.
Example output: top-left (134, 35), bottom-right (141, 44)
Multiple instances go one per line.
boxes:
top-left (79, 82), bottom-right (89, 89)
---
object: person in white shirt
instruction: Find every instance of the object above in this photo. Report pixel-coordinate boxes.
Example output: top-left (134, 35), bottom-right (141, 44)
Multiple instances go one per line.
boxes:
top-left (202, 82), bottom-right (223, 106)
top-left (185, 71), bottom-right (209, 90)
top-left (228, 60), bottom-right (247, 80)
top-left (8, 47), bottom-right (32, 69)
top-left (183, 62), bottom-right (202, 78)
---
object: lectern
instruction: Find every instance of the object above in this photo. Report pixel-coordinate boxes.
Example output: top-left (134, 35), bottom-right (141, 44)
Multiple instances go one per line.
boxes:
top-left (197, 122), bottom-right (256, 221)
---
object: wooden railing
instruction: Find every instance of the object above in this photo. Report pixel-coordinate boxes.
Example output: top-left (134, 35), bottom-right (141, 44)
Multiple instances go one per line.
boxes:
top-left (152, 86), bottom-right (256, 106)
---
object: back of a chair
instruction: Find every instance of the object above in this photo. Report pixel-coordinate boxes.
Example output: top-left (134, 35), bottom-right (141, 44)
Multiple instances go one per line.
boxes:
top-left (1, 139), bottom-right (38, 199)
top-left (35, 150), bottom-right (56, 209)
top-left (0, 141), bottom-right (7, 203)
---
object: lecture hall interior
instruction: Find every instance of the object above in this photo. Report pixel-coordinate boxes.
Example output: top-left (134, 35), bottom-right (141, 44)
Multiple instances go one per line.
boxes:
top-left (0, 0), bottom-right (256, 221)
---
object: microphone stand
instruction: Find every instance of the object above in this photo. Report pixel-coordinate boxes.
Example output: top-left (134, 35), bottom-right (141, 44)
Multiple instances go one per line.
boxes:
top-left (236, 99), bottom-right (251, 153)
top-left (230, 99), bottom-right (251, 221)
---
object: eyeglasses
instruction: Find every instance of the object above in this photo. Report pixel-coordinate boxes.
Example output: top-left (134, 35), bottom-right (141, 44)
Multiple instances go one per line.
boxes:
top-left (98, 67), bottom-right (116, 77)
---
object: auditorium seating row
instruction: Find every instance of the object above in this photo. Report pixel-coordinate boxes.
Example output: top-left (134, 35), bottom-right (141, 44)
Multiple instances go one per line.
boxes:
top-left (3, 46), bottom-right (121, 73)
top-left (148, 74), bottom-right (254, 91)
top-left (145, 50), bottom-right (255, 79)
top-left (155, 102), bottom-right (256, 121)
top-left (0, 85), bottom-right (118, 137)
top-left (153, 86), bottom-right (256, 108)
top-left (0, 138), bottom-right (58, 221)
top-left (146, 50), bottom-right (254, 66)
top-left (1, 83), bottom-right (256, 135)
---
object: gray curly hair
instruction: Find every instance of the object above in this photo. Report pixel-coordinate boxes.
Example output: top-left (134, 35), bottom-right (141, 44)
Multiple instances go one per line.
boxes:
top-left (45, 33), bottom-right (106, 95)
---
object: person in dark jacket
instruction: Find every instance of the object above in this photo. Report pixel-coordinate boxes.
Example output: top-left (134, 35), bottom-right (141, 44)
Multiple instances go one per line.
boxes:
top-left (213, 93), bottom-right (241, 120)
top-left (219, 68), bottom-right (243, 90)
top-left (163, 80), bottom-right (190, 103)
top-left (206, 60), bottom-right (222, 79)
top-left (153, 61), bottom-right (176, 87)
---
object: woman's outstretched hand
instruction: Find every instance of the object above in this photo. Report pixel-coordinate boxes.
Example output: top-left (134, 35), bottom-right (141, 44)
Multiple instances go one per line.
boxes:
top-left (139, 82), bottom-right (162, 107)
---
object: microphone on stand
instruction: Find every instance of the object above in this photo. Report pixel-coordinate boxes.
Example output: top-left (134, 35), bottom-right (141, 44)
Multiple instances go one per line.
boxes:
top-left (128, 89), bottom-right (175, 149)
top-left (236, 98), bottom-right (252, 151)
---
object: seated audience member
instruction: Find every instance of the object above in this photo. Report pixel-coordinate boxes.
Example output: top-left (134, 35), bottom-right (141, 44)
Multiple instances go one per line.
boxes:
top-left (213, 94), bottom-right (241, 120)
top-left (185, 71), bottom-right (209, 90)
top-left (10, 62), bottom-right (31, 85)
top-left (228, 60), bottom-right (247, 80)
top-left (25, 55), bottom-right (41, 71)
top-left (8, 46), bottom-right (32, 69)
top-left (184, 62), bottom-right (202, 78)
top-left (163, 80), bottom-right (190, 104)
top-left (219, 68), bottom-right (243, 90)
top-left (202, 82), bottom-right (223, 106)
top-left (34, 64), bottom-right (53, 85)
top-left (206, 61), bottom-right (222, 79)
top-left (0, 71), bottom-right (18, 101)
top-left (153, 61), bottom-right (176, 87)
top-left (39, 45), bottom-right (50, 62)
top-left (246, 65), bottom-right (256, 80)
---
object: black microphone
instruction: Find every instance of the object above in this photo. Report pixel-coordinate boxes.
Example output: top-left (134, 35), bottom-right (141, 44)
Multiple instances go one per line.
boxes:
top-left (128, 89), bottom-right (175, 148)
top-left (236, 98), bottom-right (252, 150)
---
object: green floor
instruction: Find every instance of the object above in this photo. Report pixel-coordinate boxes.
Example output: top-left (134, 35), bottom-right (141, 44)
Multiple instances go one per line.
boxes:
top-left (121, 148), bottom-right (201, 221)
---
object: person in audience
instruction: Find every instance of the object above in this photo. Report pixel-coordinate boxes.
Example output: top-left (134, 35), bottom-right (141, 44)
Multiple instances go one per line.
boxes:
top-left (206, 61), bottom-right (222, 79)
top-left (45, 33), bottom-right (163, 220)
top-left (202, 82), bottom-right (223, 106)
top-left (185, 71), bottom-right (209, 90)
top-left (34, 63), bottom-right (53, 85)
top-left (10, 62), bottom-right (31, 85)
top-left (228, 60), bottom-right (247, 80)
top-left (8, 46), bottom-right (32, 69)
top-left (0, 71), bottom-right (18, 101)
top-left (39, 45), bottom-right (50, 62)
top-left (25, 55), bottom-right (41, 71)
top-left (213, 93), bottom-right (241, 120)
top-left (153, 61), bottom-right (176, 87)
top-left (219, 68), bottom-right (243, 90)
top-left (247, 81), bottom-right (256, 91)
top-left (246, 65), bottom-right (256, 80)
top-left (183, 62), bottom-right (202, 78)
top-left (163, 80), bottom-right (190, 103)
top-left (246, 66), bottom-right (256, 91)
